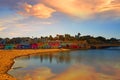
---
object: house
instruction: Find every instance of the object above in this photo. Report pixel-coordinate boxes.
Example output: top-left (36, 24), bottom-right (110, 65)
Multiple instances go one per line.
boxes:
top-left (48, 41), bottom-right (60, 48)
top-left (31, 43), bottom-right (38, 49)
top-left (17, 44), bottom-right (31, 49)
top-left (37, 42), bottom-right (51, 49)
top-left (42, 42), bottom-right (51, 49)
top-left (0, 44), bottom-right (5, 49)
top-left (61, 42), bottom-right (72, 48)
top-left (37, 42), bottom-right (44, 48)
top-left (5, 44), bottom-right (14, 50)
top-left (78, 40), bottom-right (88, 48)
top-left (69, 44), bottom-right (79, 49)
top-left (17, 41), bottom-right (30, 49)
top-left (14, 44), bottom-right (19, 49)
top-left (56, 34), bottom-right (64, 40)
top-left (63, 42), bottom-right (79, 49)
top-left (0, 39), bottom-right (6, 45)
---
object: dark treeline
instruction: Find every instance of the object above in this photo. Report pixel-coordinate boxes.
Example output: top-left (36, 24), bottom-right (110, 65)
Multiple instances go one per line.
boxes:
top-left (0, 33), bottom-right (120, 44)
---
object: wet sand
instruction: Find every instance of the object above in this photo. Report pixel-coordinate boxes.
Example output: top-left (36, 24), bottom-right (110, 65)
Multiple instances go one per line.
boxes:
top-left (0, 49), bottom-right (70, 80)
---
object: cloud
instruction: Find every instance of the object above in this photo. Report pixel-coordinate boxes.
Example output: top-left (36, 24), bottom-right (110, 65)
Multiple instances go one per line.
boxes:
top-left (0, 26), bottom-right (7, 31)
top-left (40, 22), bottom-right (52, 24)
top-left (1, 0), bottom-right (120, 19)
top-left (0, 0), bottom-right (39, 8)
top-left (43, 0), bottom-right (120, 19)
top-left (18, 3), bottom-right (56, 18)
top-left (0, 15), bottom-right (25, 25)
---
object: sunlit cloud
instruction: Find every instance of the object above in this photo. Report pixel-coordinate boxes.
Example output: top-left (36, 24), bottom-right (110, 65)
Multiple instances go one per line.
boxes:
top-left (0, 0), bottom-right (120, 38)
top-left (11, 0), bottom-right (120, 19)
top-left (43, 0), bottom-right (120, 19)
top-left (9, 32), bottom-right (19, 36)
top-left (18, 3), bottom-right (56, 18)
top-left (0, 26), bottom-right (7, 31)
top-left (0, 15), bottom-right (25, 26)
top-left (1, 0), bottom-right (120, 19)
top-left (40, 22), bottom-right (52, 25)
top-left (0, 13), bottom-right (55, 38)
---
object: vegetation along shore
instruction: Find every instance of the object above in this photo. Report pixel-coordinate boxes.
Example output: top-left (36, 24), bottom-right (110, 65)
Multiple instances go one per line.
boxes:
top-left (0, 33), bottom-right (120, 50)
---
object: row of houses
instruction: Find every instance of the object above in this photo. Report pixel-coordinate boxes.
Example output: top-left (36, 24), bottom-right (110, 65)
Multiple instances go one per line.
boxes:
top-left (0, 41), bottom-right (89, 50)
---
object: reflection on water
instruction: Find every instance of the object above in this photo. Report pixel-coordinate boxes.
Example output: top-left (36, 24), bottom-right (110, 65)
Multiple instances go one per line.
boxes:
top-left (8, 47), bottom-right (120, 80)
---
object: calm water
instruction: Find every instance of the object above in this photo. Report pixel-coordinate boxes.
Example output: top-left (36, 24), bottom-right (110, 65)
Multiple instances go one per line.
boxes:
top-left (8, 47), bottom-right (120, 80)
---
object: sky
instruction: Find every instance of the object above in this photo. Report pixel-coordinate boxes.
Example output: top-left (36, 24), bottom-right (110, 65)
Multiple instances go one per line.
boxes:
top-left (0, 0), bottom-right (120, 39)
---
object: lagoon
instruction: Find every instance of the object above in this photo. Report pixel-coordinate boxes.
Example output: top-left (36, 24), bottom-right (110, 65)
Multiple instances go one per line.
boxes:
top-left (8, 47), bottom-right (120, 80)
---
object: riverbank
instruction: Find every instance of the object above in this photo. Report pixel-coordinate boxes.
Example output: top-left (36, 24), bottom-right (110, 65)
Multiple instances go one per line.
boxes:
top-left (0, 49), bottom-right (70, 80)
top-left (90, 44), bottom-right (120, 49)
top-left (0, 44), bottom-right (120, 80)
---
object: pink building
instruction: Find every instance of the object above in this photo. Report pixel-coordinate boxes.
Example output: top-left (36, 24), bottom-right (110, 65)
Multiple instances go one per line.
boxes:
top-left (31, 43), bottom-right (38, 49)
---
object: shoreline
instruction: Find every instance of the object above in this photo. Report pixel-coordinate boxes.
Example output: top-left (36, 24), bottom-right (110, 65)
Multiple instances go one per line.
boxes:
top-left (0, 45), bottom-right (120, 80)
top-left (0, 49), bottom-right (70, 80)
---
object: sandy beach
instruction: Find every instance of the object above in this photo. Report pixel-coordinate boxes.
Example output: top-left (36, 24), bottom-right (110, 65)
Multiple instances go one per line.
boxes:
top-left (0, 49), bottom-right (70, 80)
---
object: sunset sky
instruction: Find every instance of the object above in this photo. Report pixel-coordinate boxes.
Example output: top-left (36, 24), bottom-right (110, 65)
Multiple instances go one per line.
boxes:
top-left (0, 0), bottom-right (120, 38)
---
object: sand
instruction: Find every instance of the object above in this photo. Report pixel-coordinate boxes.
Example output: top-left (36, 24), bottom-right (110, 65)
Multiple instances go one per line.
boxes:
top-left (0, 49), bottom-right (70, 80)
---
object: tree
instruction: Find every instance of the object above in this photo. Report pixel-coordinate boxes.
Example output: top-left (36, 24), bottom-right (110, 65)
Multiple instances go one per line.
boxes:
top-left (5, 38), bottom-right (10, 44)
top-left (78, 33), bottom-right (81, 38)
top-left (109, 38), bottom-right (118, 43)
top-left (96, 36), bottom-right (106, 41)
top-left (49, 35), bottom-right (53, 40)
top-left (65, 34), bottom-right (71, 41)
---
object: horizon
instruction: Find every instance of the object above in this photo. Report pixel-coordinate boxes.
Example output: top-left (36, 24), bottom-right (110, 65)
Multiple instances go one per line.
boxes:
top-left (0, 33), bottom-right (119, 40)
top-left (0, 0), bottom-right (120, 39)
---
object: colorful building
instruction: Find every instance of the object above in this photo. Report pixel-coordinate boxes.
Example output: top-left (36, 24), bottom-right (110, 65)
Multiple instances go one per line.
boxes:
top-left (5, 44), bottom-right (14, 50)
top-left (48, 41), bottom-right (60, 48)
top-left (31, 43), bottom-right (38, 49)
top-left (17, 44), bottom-right (31, 49)
top-left (17, 41), bottom-right (31, 49)
top-left (0, 44), bottom-right (5, 49)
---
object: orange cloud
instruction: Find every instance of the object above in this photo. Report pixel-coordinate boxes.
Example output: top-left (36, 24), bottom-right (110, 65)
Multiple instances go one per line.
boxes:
top-left (43, 0), bottom-right (120, 18)
top-left (17, 0), bottom-right (120, 19)
top-left (18, 3), bottom-right (56, 18)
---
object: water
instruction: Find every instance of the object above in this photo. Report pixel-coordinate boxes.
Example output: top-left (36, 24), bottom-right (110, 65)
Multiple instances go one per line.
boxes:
top-left (8, 47), bottom-right (120, 80)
